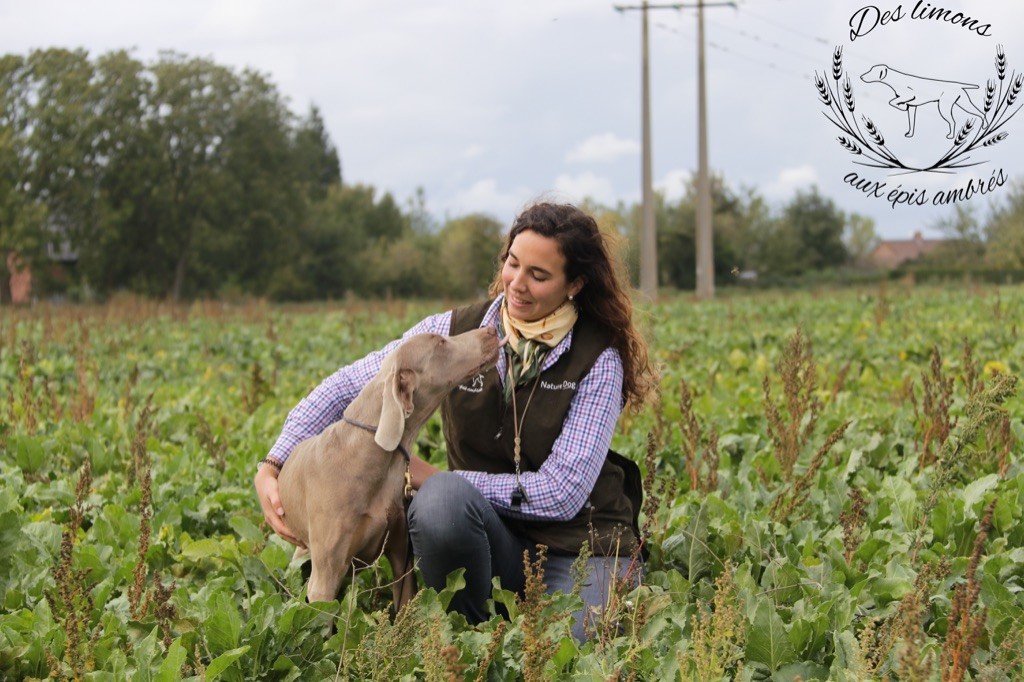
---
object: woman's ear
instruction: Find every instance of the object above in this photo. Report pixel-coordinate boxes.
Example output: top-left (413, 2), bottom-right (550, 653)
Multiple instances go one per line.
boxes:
top-left (569, 278), bottom-right (585, 299)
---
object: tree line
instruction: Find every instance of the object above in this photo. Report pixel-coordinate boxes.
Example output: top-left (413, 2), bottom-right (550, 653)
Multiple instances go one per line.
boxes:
top-left (4, 49), bottom-right (1021, 304)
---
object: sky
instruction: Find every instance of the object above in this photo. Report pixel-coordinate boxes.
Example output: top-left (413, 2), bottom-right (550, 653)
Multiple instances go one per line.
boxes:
top-left (3, 0), bottom-right (1024, 239)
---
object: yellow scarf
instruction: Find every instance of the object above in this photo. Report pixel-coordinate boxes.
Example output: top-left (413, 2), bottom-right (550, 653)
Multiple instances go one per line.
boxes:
top-left (500, 298), bottom-right (578, 400)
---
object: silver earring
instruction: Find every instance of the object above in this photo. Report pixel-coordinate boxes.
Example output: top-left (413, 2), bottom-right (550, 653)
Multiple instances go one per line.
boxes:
top-left (568, 294), bottom-right (574, 301)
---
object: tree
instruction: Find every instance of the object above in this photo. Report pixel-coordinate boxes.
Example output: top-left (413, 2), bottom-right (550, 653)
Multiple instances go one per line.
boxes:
top-left (83, 50), bottom-right (163, 294)
top-left (293, 104), bottom-right (341, 201)
top-left (844, 212), bottom-right (879, 266)
top-left (925, 204), bottom-right (986, 267)
top-left (775, 186), bottom-right (848, 274)
top-left (1, 56), bottom-right (41, 301)
top-left (1, 48), bottom-right (347, 301)
top-left (657, 174), bottom-right (765, 289)
top-left (434, 213), bottom-right (503, 298)
top-left (209, 68), bottom-right (307, 297)
top-left (984, 181), bottom-right (1024, 270)
top-left (272, 184), bottom-right (406, 299)
top-left (147, 53), bottom-right (240, 300)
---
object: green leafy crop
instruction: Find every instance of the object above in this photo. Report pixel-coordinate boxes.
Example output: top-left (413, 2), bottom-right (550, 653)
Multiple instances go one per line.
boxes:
top-left (1, 286), bottom-right (1022, 680)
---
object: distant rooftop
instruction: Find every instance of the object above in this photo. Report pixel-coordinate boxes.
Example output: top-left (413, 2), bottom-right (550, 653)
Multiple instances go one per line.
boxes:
top-left (869, 231), bottom-right (947, 268)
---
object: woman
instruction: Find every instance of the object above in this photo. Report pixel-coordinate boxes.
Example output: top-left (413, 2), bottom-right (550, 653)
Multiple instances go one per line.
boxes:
top-left (255, 202), bottom-right (657, 641)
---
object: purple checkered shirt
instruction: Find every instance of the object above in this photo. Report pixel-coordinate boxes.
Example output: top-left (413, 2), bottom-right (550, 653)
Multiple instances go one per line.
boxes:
top-left (266, 296), bottom-right (624, 522)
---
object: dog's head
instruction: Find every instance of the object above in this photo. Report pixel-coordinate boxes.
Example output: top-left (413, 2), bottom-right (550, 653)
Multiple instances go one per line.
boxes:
top-left (861, 65), bottom-right (888, 83)
top-left (375, 328), bottom-right (500, 451)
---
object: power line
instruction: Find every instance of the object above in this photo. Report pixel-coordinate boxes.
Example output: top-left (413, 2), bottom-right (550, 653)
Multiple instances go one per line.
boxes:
top-left (707, 40), bottom-right (811, 81)
top-left (732, 5), bottom-right (889, 66)
top-left (653, 17), bottom-right (885, 98)
top-left (735, 6), bottom-right (829, 46)
top-left (706, 17), bottom-right (822, 64)
top-left (654, 20), bottom-right (810, 82)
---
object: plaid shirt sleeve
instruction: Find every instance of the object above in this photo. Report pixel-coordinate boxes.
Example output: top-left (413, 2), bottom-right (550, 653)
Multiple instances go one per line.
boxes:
top-left (456, 346), bottom-right (624, 522)
top-left (265, 311), bottom-right (453, 465)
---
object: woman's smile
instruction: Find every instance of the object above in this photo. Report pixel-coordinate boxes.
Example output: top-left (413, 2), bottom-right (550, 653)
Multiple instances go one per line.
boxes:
top-left (501, 230), bottom-right (581, 322)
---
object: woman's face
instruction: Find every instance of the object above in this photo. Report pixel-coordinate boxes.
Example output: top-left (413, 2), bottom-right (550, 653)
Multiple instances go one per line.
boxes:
top-left (501, 229), bottom-right (583, 322)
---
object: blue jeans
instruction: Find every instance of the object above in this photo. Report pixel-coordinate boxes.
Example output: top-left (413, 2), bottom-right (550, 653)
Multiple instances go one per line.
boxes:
top-left (407, 472), bottom-right (639, 642)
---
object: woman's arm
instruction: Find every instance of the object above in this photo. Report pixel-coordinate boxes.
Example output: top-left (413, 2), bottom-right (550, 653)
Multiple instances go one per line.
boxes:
top-left (455, 347), bottom-right (624, 521)
top-left (264, 311), bottom-right (454, 466)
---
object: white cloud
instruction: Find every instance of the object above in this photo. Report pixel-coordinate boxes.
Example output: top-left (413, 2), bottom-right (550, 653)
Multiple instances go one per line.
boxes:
top-left (565, 133), bottom-right (640, 163)
top-left (461, 144), bottom-right (486, 159)
top-left (656, 169), bottom-right (692, 202)
top-left (762, 165), bottom-right (821, 200)
top-left (447, 179), bottom-right (530, 220)
top-left (553, 172), bottom-right (617, 204)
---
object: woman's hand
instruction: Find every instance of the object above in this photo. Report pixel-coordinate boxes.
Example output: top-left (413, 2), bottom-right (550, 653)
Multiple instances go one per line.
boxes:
top-left (254, 463), bottom-right (306, 548)
top-left (409, 454), bottom-right (440, 490)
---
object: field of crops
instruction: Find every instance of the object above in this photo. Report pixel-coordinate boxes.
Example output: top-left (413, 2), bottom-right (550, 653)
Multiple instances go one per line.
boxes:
top-left (1, 283), bottom-right (1022, 681)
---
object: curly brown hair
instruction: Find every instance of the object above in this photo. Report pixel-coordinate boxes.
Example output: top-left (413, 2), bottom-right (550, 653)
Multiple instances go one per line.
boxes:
top-left (488, 202), bottom-right (657, 411)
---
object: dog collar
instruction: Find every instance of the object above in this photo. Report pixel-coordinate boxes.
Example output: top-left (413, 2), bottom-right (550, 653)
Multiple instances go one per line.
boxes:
top-left (340, 416), bottom-right (412, 463)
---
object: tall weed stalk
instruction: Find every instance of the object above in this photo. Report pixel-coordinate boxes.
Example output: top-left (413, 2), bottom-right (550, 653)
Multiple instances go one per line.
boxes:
top-left (763, 326), bottom-right (820, 478)
top-left (678, 561), bottom-right (746, 680)
top-left (45, 459), bottom-right (100, 680)
top-left (678, 378), bottom-right (719, 493)
top-left (941, 499), bottom-right (996, 682)
top-left (912, 345), bottom-right (956, 469)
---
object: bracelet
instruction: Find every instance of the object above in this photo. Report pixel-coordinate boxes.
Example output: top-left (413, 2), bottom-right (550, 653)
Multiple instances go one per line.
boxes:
top-left (258, 457), bottom-right (282, 472)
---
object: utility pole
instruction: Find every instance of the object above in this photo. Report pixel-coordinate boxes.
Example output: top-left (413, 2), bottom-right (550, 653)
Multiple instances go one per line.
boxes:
top-left (615, 1), bottom-right (661, 300)
top-left (615, 1), bottom-right (734, 301)
top-left (695, 0), bottom-right (714, 300)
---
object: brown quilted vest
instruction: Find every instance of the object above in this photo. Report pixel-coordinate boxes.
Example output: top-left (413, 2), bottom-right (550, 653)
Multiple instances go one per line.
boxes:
top-left (441, 300), bottom-right (639, 557)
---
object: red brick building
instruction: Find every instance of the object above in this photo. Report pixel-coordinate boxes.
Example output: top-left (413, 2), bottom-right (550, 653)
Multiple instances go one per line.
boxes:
top-left (868, 231), bottom-right (946, 269)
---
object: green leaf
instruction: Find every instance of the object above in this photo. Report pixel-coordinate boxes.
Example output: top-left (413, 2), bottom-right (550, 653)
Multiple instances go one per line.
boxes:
top-left (961, 474), bottom-right (999, 518)
top-left (206, 592), bottom-right (242, 655)
top-left (662, 501), bottom-right (712, 582)
top-left (774, 661), bottom-right (829, 681)
top-left (993, 485), bottom-right (1020, 532)
top-left (131, 627), bottom-right (161, 682)
top-left (205, 645), bottom-right (250, 679)
top-left (830, 630), bottom-right (861, 681)
top-left (11, 436), bottom-right (45, 473)
top-left (181, 536), bottom-right (239, 563)
top-left (259, 542), bottom-right (290, 572)
top-left (439, 568), bottom-right (466, 610)
top-left (21, 521), bottom-right (62, 559)
top-left (745, 597), bottom-right (796, 671)
top-left (551, 636), bottom-right (578, 669)
top-left (229, 516), bottom-right (264, 544)
top-left (155, 638), bottom-right (188, 682)
top-left (491, 576), bottom-right (519, 621)
top-left (881, 476), bottom-right (918, 532)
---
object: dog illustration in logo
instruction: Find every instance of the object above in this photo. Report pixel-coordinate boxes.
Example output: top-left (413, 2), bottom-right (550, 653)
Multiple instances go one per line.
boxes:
top-left (860, 64), bottom-right (987, 139)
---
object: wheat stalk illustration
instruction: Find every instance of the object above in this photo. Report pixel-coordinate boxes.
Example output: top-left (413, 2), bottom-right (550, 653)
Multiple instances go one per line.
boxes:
top-left (983, 80), bottom-right (996, 114)
top-left (815, 47), bottom-right (904, 169)
top-left (931, 47), bottom-right (1024, 170)
top-left (838, 136), bottom-right (863, 155)
top-left (817, 45), bottom-right (1024, 172)
top-left (982, 132), bottom-right (1008, 147)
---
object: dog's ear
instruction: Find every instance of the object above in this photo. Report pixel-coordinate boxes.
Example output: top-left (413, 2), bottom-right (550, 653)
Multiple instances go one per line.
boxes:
top-left (878, 66), bottom-right (888, 79)
top-left (376, 367), bottom-right (416, 451)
